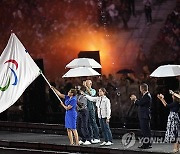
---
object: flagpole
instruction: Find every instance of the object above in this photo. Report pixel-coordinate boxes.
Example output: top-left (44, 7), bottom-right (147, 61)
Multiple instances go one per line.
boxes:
top-left (40, 72), bottom-right (63, 103)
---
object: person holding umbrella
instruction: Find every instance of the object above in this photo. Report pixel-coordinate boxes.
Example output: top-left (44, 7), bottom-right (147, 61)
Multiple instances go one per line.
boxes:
top-left (157, 91), bottom-right (180, 153)
top-left (51, 86), bottom-right (79, 146)
top-left (83, 80), bottom-right (101, 144)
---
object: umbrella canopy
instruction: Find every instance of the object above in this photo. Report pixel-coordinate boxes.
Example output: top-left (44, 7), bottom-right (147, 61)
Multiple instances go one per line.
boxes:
top-left (150, 65), bottom-right (180, 77)
top-left (66, 58), bottom-right (102, 68)
top-left (117, 69), bottom-right (134, 74)
top-left (62, 67), bottom-right (100, 78)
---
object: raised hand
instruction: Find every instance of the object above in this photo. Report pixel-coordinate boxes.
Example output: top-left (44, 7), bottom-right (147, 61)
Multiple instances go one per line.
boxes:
top-left (130, 94), bottom-right (137, 101)
top-left (169, 90), bottom-right (174, 95)
top-left (157, 94), bottom-right (164, 100)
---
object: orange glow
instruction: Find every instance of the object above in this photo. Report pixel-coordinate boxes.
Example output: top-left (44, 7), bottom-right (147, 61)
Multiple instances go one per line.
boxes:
top-left (49, 24), bottom-right (130, 77)
top-left (0, 1), bottom-right (142, 81)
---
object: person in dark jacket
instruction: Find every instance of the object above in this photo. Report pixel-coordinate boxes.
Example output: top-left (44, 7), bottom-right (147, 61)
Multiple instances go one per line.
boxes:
top-left (130, 83), bottom-right (152, 149)
top-left (157, 91), bottom-right (180, 153)
top-left (76, 87), bottom-right (91, 145)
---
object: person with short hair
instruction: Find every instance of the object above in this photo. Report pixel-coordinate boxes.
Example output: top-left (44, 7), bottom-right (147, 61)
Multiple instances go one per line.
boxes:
top-left (83, 80), bottom-right (100, 144)
top-left (76, 87), bottom-right (91, 145)
top-left (130, 83), bottom-right (152, 149)
top-left (51, 86), bottom-right (79, 146)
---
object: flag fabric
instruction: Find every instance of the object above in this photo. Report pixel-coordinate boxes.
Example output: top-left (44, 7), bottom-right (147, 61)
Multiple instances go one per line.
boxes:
top-left (0, 33), bottom-right (41, 113)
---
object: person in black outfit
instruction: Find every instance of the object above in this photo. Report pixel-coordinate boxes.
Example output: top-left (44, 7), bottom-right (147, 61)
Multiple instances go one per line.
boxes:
top-left (128, 0), bottom-right (136, 17)
top-left (157, 90), bottom-right (180, 153)
top-left (143, 0), bottom-right (152, 25)
top-left (130, 83), bottom-right (152, 149)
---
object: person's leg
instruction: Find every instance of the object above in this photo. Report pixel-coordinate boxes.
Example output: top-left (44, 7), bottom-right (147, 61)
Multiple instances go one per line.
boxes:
top-left (89, 109), bottom-right (99, 139)
top-left (82, 110), bottom-right (90, 141)
top-left (173, 143), bottom-right (179, 152)
top-left (172, 127), bottom-right (179, 152)
top-left (142, 119), bottom-right (151, 146)
top-left (144, 8), bottom-right (149, 23)
top-left (122, 15), bottom-right (128, 29)
top-left (72, 129), bottom-right (79, 145)
top-left (99, 118), bottom-right (109, 142)
top-left (67, 129), bottom-right (74, 145)
top-left (103, 119), bottom-right (113, 142)
top-left (149, 8), bottom-right (152, 23)
top-left (131, 0), bottom-right (135, 16)
top-left (77, 112), bottom-right (84, 141)
top-left (88, 110), bottom-right (94, 140)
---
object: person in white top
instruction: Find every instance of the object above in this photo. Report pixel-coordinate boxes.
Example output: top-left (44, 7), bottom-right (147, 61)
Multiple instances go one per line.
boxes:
top-left (85, 88), bottom-right (113, 146)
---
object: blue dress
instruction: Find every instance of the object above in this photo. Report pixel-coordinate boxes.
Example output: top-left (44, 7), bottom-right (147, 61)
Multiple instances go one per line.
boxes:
top-left (64, 95), bottom-right (77, 129)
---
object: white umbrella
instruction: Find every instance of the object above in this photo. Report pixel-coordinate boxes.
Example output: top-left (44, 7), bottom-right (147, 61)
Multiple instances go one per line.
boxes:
top-left (66, 58), bottom-right (102, 68)
top-left (150, 65), bottom-right (180, 77)
top-left (62, 67), bottom-right (100, 78)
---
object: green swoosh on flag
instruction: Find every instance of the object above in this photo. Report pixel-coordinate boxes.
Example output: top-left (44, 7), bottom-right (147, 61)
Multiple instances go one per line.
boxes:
top-left (0, 77), bottom-right (11, 91)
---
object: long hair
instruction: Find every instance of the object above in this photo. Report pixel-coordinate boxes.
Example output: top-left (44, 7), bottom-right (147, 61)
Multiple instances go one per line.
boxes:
top-left (99, 87), bottom-right (108, 95)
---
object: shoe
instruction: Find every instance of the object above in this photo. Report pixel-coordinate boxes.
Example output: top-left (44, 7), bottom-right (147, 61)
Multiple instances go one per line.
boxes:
top-left (91, 139), bottom-right (101, 144)
top-left (138, 144), bottom-right (152, 149)
top-left (79, 140), bottom-right (84, 145)
top-left (172, 149), bottom-right (179, 153)
top-left (100, 141), bottom-right (107, 146)
top-left (104, 141), bottom-right (113, 146)
top-left (83, 140), bottom-right (91, 145)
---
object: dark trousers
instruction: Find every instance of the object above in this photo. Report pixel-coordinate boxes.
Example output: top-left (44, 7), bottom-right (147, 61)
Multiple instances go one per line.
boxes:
top-left (144, 6), bottom-right (152, 23)
top-left (88, 109), bottom-right (99, 139)
top-left (128, 0), bottom-right (135, 16)
top-left (77, 110), bottom-right (90, 142)
top-left (139, 118), bottom-right (151, 145)
top-left (99, 118), bottom-right (113, 142)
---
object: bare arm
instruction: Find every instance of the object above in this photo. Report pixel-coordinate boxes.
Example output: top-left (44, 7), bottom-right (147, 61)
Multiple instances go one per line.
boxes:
top-left (85, 86), bottom-right (92, 95)
top-left (157, 94), bottom-right (167, 107)
top-left (60, 102), bottom-right (72, 110)
top-left (51, 86), bottom-right (65, 99)
top-left (169, 90), bottom-right (180, 99)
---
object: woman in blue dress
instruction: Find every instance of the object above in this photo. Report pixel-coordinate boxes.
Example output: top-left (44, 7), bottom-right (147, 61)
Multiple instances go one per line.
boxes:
top-left (51, 86), bottom-right (79, 145)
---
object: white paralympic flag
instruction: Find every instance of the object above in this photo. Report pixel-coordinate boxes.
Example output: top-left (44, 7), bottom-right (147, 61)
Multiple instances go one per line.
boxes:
top-left (0, 33), bottom-right (41, 113)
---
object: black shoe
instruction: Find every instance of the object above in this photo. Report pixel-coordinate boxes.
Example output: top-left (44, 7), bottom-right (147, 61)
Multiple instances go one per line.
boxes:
top-left (138, 144), bottom-right (152, 149)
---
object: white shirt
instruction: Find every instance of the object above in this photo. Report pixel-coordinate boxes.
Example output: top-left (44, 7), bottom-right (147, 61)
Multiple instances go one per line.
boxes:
top-left (85, 95), bottom-right (111, 119)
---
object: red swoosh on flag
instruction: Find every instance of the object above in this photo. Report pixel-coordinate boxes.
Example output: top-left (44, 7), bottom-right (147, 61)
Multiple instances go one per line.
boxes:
top-left (4, 59), bottom-right (18, 70)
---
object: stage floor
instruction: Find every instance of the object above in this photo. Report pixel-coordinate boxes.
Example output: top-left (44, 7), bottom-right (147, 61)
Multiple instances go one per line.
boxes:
top-left (0, 131), bottom-right (174, 154)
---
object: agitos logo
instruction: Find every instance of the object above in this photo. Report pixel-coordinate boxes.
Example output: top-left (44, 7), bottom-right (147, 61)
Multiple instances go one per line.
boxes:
top-left (0, 59), bottom-right (18, 91)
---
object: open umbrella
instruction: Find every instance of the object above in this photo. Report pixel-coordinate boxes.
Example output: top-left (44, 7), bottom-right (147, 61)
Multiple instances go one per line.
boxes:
top-left (117, 69), bottom-right (134, 74)
top-left (66, 58), bottom-right (102, 68)
top-left (62, 67), bottom-right (100, 78)
top-left (150, 65), bottom-right (180, 77)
